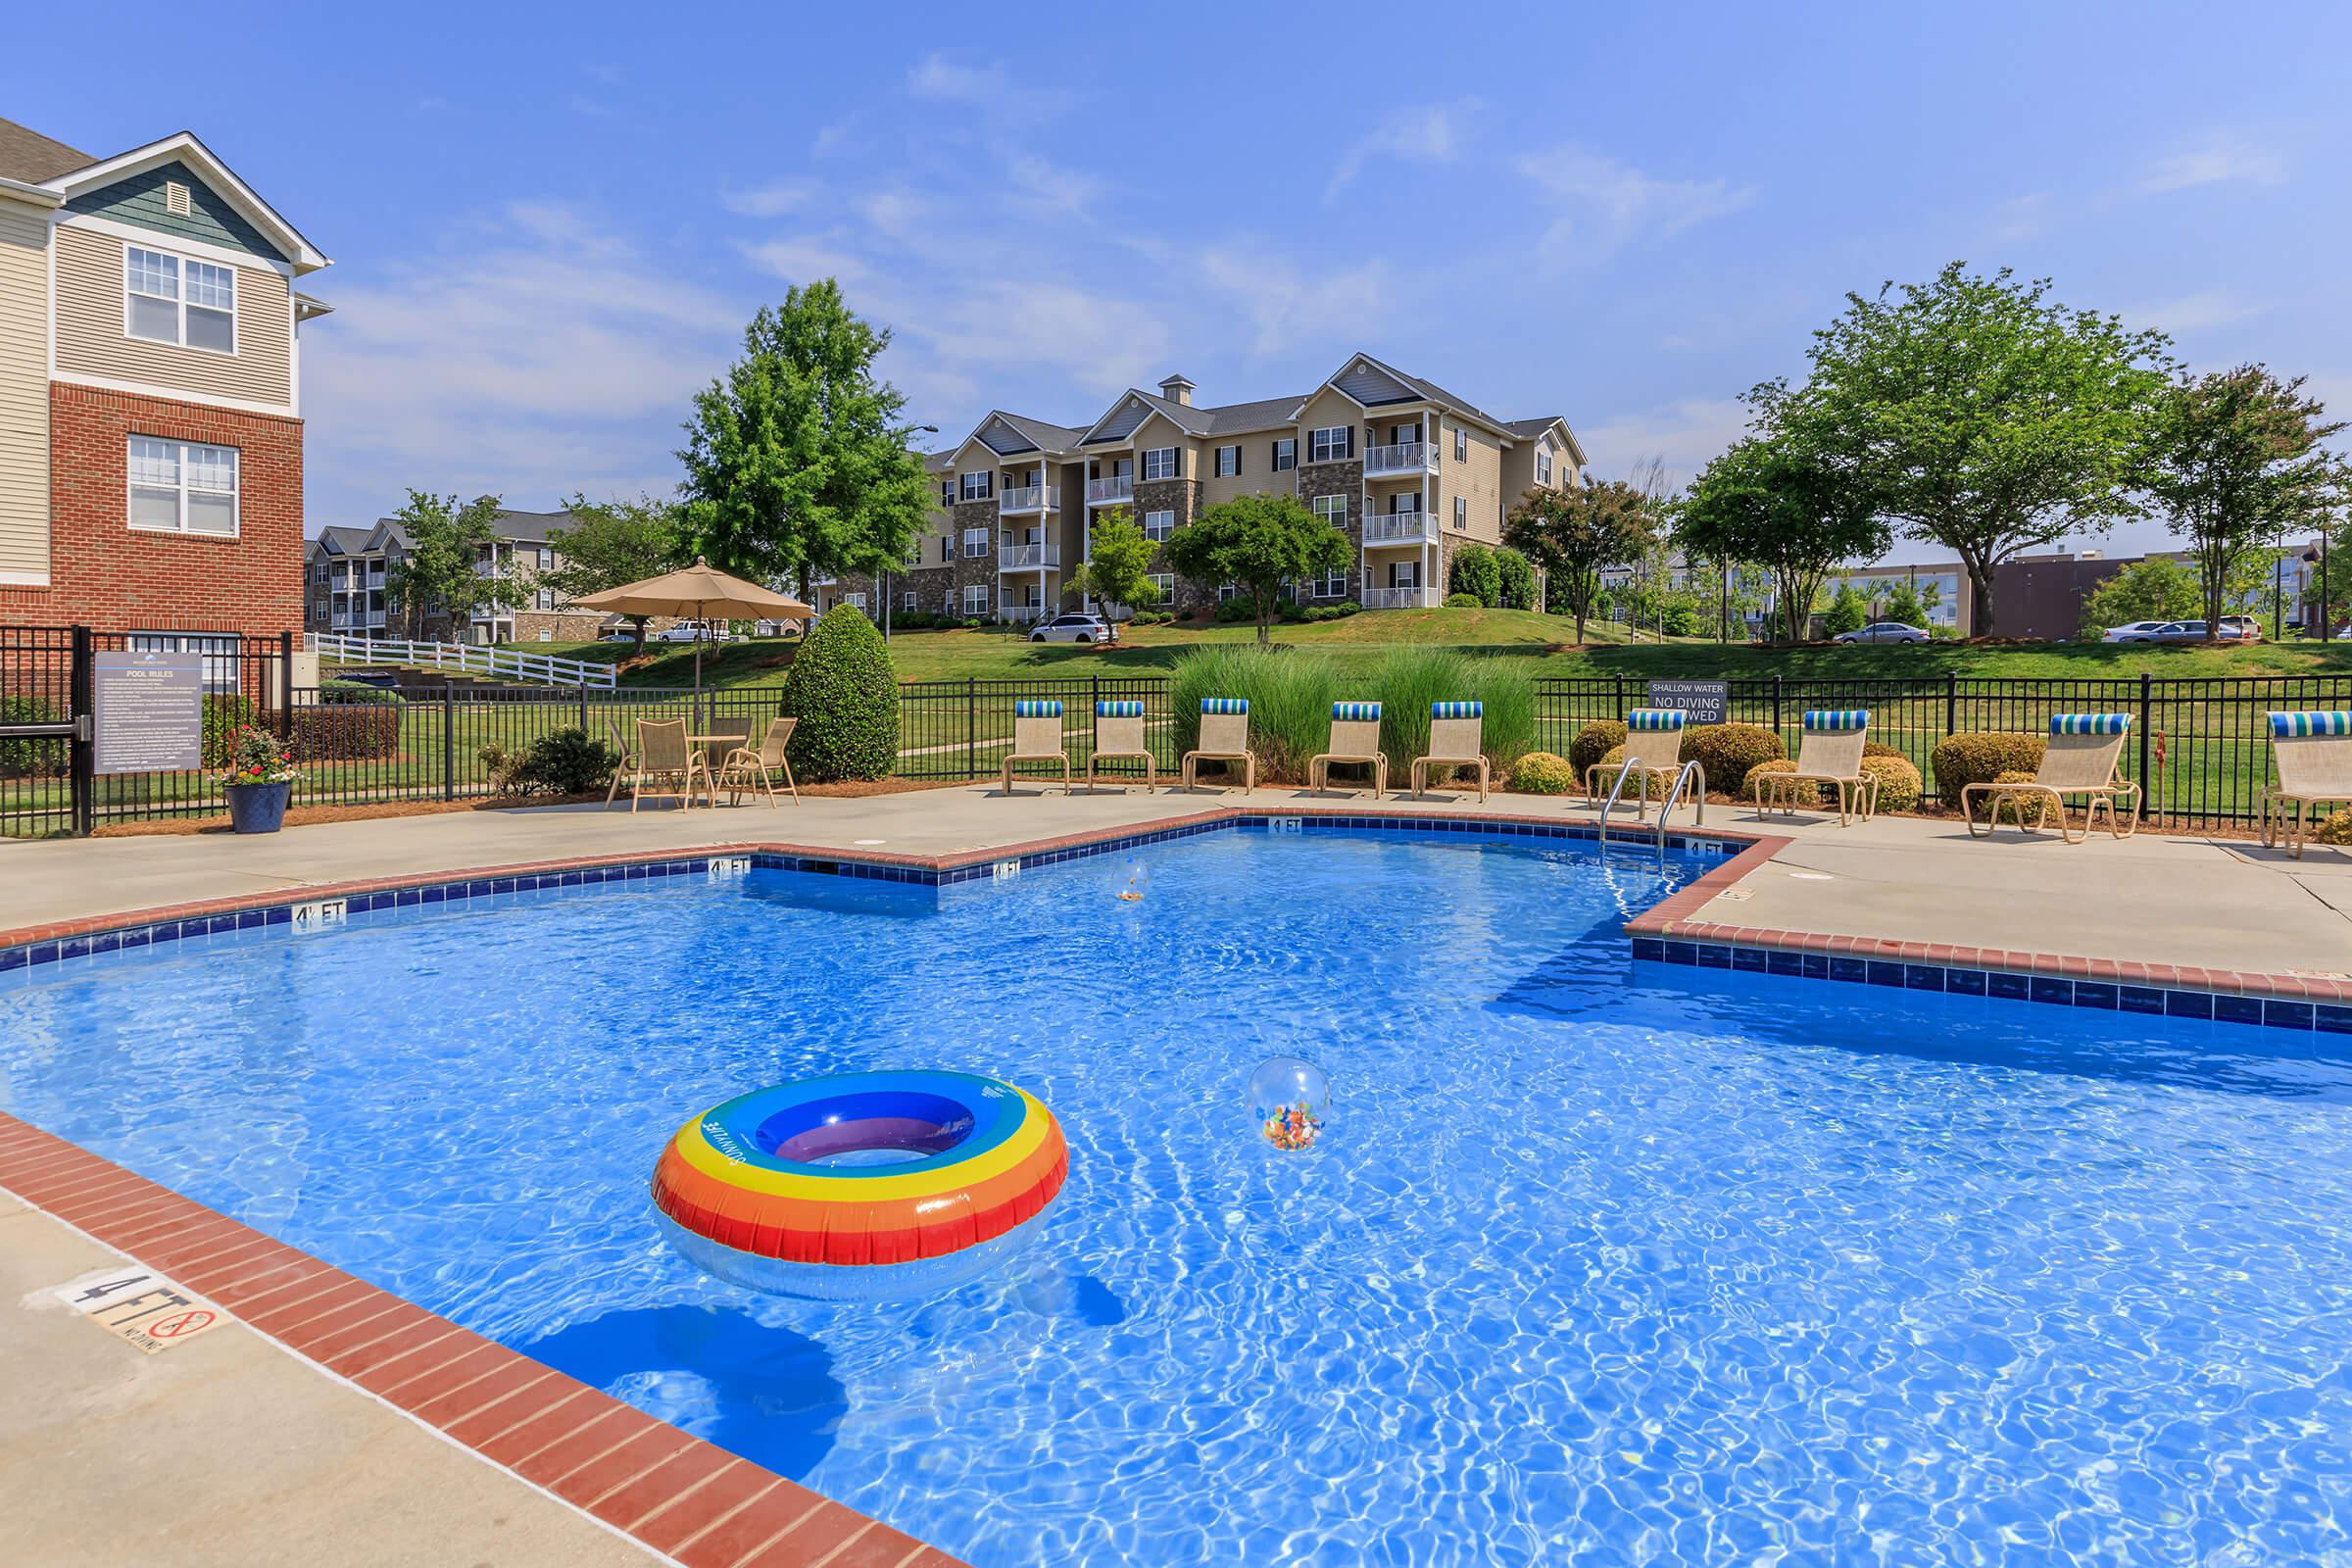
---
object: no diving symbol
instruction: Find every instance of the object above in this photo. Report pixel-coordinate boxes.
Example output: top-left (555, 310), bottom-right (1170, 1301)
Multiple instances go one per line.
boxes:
top-left (148, 1308), bottom-right (216, 1340)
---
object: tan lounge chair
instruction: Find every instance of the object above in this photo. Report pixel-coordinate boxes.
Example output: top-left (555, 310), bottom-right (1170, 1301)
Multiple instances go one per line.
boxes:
top-left (1182, 698), bottom-right (1255, 793)
top-left (1961, 713), bottom-right (2140, 843)
top-left (1085, 700), bottom-right (1156, 792)
top-left (1755, 709), bottom-right (1876, 825)
top-left (1411, 701), bottom-right (1490, 801)
top-left (1586, 709), bottom-right (1690, 821)
top-left (1310, 701), bottom-right (1388, 796)
top-left (1002, 699), bottom-right (1072, 795)
top-left (717, 716), bottom-right (800, 807)
top-left (603, 715), bottom-right (640, 808)
top-left (629, 717), bottom-right (709, 812)
top-left (2261, 710), bottom-right (2352, 858)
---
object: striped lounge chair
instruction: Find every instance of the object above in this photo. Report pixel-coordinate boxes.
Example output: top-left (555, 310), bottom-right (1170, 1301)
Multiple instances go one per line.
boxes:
top-left (1585, 709), bottom-right (1690, 821)
top-left (1000, 699), bottom-right (1072, 796)
top-left (1183, 698), bottom-right (1254, 793)
top-left (1755, 710), bottom-right (1874, 825)
top-left (2262, 710), bottom-right (2352, 858)
top-left (1411, 701), bottom-right (1489, 802)
top-left (1961, 713), bottom-right (2140, 843)
top-left (1086, 700), bottom-right (1156, 793)
top-left (1310, 701), bottom-right (1388, 797)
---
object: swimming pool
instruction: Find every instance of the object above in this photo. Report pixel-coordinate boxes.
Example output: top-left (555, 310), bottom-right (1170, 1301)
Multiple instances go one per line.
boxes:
top-left (4, 827), bottom-right (2348, 1566)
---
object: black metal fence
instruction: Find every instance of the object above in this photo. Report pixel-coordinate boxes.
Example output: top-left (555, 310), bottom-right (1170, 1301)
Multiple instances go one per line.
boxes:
top-left (6, 624), bottom-right (2347, 836)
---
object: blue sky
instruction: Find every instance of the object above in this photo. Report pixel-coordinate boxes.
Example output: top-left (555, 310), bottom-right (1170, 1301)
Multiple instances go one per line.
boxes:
top-left (11, 2), bottom-right (2346, 560)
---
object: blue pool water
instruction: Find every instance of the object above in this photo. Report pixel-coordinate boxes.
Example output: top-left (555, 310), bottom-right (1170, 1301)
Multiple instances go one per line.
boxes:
top-left (4, 829), bottom-right (2350, 1566)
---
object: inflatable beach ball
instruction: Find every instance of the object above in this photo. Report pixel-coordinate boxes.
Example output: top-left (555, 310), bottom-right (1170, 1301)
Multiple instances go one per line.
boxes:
top-left (1248, 1056), bottom-right (1330, 1152)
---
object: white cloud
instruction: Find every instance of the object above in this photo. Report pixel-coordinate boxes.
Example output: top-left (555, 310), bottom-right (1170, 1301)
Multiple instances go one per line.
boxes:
top-left (906, 52), bottom-right (1007, 105)
top-left (721, 180), bottom-right (816, 218)
top-left (1326, 101), bottom-right (1476, 201)
top-left (2141, 135), bottom-right (2286, 193)
top-left (2131, 290), bottom-right (2263, 333)
top-left (1516, 146), bottom-right (1754, 267)
top-left (1984, 191), bottom-right (2057, 243)
top-left (1200, 245), bottom-right (1390, 358)
top-left (1575, 397), bottom-right (1750, 487)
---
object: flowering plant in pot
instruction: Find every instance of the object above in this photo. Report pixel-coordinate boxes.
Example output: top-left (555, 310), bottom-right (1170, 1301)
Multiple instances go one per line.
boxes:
top-left (217, 724), bottom-right (302, 834)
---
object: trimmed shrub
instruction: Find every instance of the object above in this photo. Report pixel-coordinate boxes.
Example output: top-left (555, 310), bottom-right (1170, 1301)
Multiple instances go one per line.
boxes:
top-left (1448, 542), bottom-right (1501, 608)
top-left (1745, 757), bottom-right (1819, 803)
top-left (1679, 722), bottom-right (1786, 795)
top-left (0, 695), bottom-right (62, 775)
top-left (1862, 740), bottom-right (1907, 762)
top-left (319, 678), bottom-right (407, 706)
top-left (1510, 751), bottom-right (1577, 795)
top-left (1297, 601), bottom-right (1358, 623)
top-left (1569, 719), bottom-right (1627, 777)
top-left (1930, 731), bottom-right (2047, 808)
top-left (2313, 808), bottom-right (2352, 846)
top-left (1593, 744), bottom-right (1680, 796)
top-left (1443, 592), bottom-right (1483, 609)
top-left (481, 727), bottom-right (618, 796)
top-left (291, 702), bottom-right (403, 761)
top-left (1859, 754), bottom-right (1923, 813)
top-left (1982, 767), bottom-right (2045, 825)
top-left (1495, 549), bottom-right (1537, 612)
top-left (781, 606), bottom-right (900, 781)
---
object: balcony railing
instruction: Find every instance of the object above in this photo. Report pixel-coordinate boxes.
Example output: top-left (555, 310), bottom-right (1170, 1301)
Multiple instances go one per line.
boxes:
top-left (1362, 512), bottom-right (1436, 545)
top-left (1084, 475), bottom-right (1135, 507)
top-left (1364, 440), bottom-right (1438, 477)
top-left (1000, 485), bottom-right (1058, 514)
top-left (1002, 604), bottom-right (1046, 624)
top-left (1361, 586), bottom-right (1438, 611)
top-left (999, 544), bottom-right (1062, 570)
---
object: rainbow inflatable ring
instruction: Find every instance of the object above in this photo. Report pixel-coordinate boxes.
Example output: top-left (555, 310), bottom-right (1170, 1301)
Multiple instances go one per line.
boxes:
top-left (651, 1070), bottom-right (1068, 1300)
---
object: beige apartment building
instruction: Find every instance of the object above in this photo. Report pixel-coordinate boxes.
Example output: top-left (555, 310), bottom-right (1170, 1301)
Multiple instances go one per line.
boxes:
top-left (839, 353), bottom-right (1583, 621)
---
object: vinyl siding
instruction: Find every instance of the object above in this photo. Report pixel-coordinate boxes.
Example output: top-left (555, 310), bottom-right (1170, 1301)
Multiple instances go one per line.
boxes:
top-left (1334, 361), bottom-right (1413, 406)
top-left (1126, 413), bottom-right (1196, 480)
top-left (1295, 389), bottom-right (1362, 455)
top-left (0, 204), bottom-right (48, 580)
top-left (1440, 420), bottom-right (1506, 543)
top-left (54, 222), bottom-right (293, 409)
top-left (62, 160), bottom-right (288, 264)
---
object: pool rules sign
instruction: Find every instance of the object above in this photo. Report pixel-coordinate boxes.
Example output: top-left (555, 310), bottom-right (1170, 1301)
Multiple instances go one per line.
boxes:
top-left (93, 650), bottom-right (204, 774)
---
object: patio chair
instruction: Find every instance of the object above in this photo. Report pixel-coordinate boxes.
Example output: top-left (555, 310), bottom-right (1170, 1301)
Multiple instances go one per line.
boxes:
top-left (1411, 701), bottom-right (1490, 802)
top-left (1755, 710), bottom-right (1875, 825)
top-left (1961, 713), bottom-right (2140, 843)
top-left (1309, 702), bottom-right (1388, 797)
top-left (629, 718), bottom-right (709, 812)
top-left (603, 715), bottom-right (641, 808)
top-left (2261, 710), bottom-right (2352, 858)
top-left (1586, 709), bottom-right (1689, 821)
top-left (1085, 700), bottom-right (1157, 793)
top-left (716, 716), bottom-right (800, 808)
top-left (1002, 700), bottom-right (1073, 796)
top-left (1182, 698), bottom-right (1255, 793)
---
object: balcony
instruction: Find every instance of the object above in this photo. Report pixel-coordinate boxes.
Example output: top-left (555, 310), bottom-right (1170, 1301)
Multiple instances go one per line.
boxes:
top-left (999, 543), bottom-right (1062, 570)
top-left (1361, 586), bottom-right (1438, 610)
top-left (1362, 511), bottom-right (1436, 545)
top-left (1085, 474), bottom-right (1135, 507)
top-left (1000, 484), bottom-right (1058, 514)
top-left (1364, 440), bottom-right (1438, 478)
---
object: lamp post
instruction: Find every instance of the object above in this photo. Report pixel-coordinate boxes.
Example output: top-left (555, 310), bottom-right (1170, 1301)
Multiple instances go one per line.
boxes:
top-left (885, 424), bottom-right (942, 643)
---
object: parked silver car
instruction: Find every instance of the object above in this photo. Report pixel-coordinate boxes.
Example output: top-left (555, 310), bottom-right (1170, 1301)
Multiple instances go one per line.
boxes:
top-left (2100, 620), bottom-right (2169, 643)
top-left (1026, 612), bottom-right (1114, 645)
top-left (1833, 621), bottom-right (1930, 644)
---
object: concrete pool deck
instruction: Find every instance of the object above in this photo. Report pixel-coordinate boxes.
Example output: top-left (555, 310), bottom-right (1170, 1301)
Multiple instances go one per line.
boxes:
top-left (4, 785), bottom-right (2349, 1565)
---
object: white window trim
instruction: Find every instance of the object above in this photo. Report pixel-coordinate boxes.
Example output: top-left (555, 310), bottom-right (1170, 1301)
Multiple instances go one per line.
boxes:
top-left (1215, 444), bottom-right (1240, 477)
top-left (1312, 494), bottom-right (1346, 527)
top-left (958, 471), bottom-right (994, 502)
top-left (1309, 425), bottom-right (1351, 464)
top-left (1453, 496), bottom-right (1468, 530)
top-left (122, 240), bottom-right (238, 356)
top-left (1148, 571), bottom-right (1175, 605)
top-left (1142, 510), bottom-right (1175, 542)
top-left (126, 436), bottom-right (240, 538)
top-left (1536, 449), bottom-right (1553, 486)
top-left (962, 584), bottom-right (990, 613)
top-left (1142, 447), bottom-right (1180, 482)
top-left (1453, 426), bottom-right (1468, 462)
top-left (1272, 437), bottom-right (1298, 471)
top-left (962, 527), bottom-right (990, 559)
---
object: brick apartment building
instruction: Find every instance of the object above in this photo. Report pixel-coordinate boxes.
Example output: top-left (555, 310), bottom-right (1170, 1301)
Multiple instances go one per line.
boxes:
top-left (824, 353), bottom-right (1584, 621)
top-left (307, 507), bottom-right (616, 646)
top-left (0, 116), bottom-right (330, 660)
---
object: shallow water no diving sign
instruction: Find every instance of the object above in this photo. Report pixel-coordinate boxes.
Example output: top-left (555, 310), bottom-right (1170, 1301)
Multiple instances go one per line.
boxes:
top-left (51, 1265), bottom-right (230, 1354)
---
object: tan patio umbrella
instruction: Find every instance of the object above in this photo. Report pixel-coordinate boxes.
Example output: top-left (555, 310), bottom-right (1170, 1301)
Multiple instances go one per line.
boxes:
top-left (575, 557), bottom-right (813, 723)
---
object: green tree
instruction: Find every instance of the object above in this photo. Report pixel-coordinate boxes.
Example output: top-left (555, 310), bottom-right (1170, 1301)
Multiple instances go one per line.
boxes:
top-left (531, 493), bottom-right (691, 654)
top-left (1881, 578), bottom-right (1930, 629)
top-left (1822, 582), bottom-right (1870, 636)
top-left (387, 491), bottom-right (516, 636)
top-left (1160, 495), bottom-right (1349, 646)
top-left (1789, 263), bottom-right (2173, 635)
top-left (1448, 542), bottom-right (1502, 607)
top-left (677, 280), bottom-right (930, 598)
top-left (1494, 548), bottom-right (1538, 611)
top-left (1503, 480), bottom-right (1657, 645)
top-left (1676, 423), bottom-right (1889, 644)
top-left (1068, 509), bottom-right (1158, 619)
top-left (2077, 557), bottom-right (2201, 639)
top-left (2142, 366), bottom-right (2346, 640)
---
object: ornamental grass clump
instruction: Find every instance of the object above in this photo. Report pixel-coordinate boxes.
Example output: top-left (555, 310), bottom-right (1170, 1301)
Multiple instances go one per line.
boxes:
top-left (1169, 646), bottom-right (1336, 784)
top-left (1364, 647), bottom-right (1535, 775)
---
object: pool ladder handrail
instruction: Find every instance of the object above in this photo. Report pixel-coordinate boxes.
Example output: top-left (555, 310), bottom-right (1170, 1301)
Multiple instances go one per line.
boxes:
top-left (1653, 760), bottom-right (1707, 863)
top-left (1595, 756), bottom-right (1644, 848)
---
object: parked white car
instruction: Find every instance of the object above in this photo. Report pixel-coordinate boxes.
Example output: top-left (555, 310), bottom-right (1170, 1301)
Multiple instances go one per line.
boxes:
top-left (1833, 621), bottom-right (1930, 644)
top-left (1026, 612), bottom-right (1114, 645)
top-left (655, 620), bottom-right (729, 644)
top-left (2100, 620), bottom-right (2168, 643)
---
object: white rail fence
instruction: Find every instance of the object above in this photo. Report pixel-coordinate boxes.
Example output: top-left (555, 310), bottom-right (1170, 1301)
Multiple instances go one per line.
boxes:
top-left (309, 633), bottom-right (618, 690)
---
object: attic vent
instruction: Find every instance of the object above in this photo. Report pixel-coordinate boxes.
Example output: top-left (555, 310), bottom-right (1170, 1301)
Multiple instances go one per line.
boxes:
top-left (165, 181), bottom-right (190, 216)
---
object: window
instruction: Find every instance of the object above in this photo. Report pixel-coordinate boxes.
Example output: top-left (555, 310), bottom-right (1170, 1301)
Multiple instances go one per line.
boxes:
top-left (1272, 437), bottom-right (1297, 471)
top-left (1148, 572), bottom-right (1175, 606)
top-left (127, 437), bottom-right (238, 536)
top-left (1313, 494), bottom-right (1346, 529)
top-left (1453, 497), bottom-right (1468, 531)
top-left (534, 588), bottom-right (556, 610)
top-left (124, 245), bottom-right (235, 353)
top-left (1214, 445), bottom-right (1241, 478)
top-left (940, 480), bottom-right (954, 508)
top-left (1453, 426), bottom-right (1468, 462)
top-left (1537, 448), bottom-right (1553, 486)
top-left (1143, 510), bottom-right (1175, 542)
top-left (1311, 566), bottom-right (1348, 600)
top-left (962, 583), bottom-right (989, 614)
top-left (846, 592), bottom-right (867, 611)
top-left (128, 631), bottom-right (241, 693)
top-left (903, 590), bottom-right (917, 611)
top-left (1142, 447), bottom-right (1179, 482)
top-left (1309, 426), bottom-right (1353, 463)
top-left (958, 470), bottom-right (993, 502)
top-left (1216, 581), bottom-right (1239, 604)
top-left (962, 527), bottom-right (989, 558)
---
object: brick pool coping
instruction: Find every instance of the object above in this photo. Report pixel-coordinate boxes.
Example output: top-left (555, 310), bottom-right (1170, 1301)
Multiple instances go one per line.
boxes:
top-left (3, 802), bottom-right (2343, 1565)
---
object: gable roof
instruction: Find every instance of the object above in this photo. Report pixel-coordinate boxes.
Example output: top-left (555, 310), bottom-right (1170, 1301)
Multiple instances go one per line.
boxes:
top-left (1304, 352), bottom-right (1521, 437)
top-left (39, 128), bottom-right (328, 271)
top-left (1501, 416), bottom-right (1589, 466)
top-left (0, 116), bottom-right (91, 183)
top-left (1081, 387), bottom-right (1312, 445)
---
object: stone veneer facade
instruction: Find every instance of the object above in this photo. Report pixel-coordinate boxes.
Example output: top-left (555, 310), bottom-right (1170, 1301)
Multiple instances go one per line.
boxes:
top-left (1298, 460), bottom-right (1365, 603)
